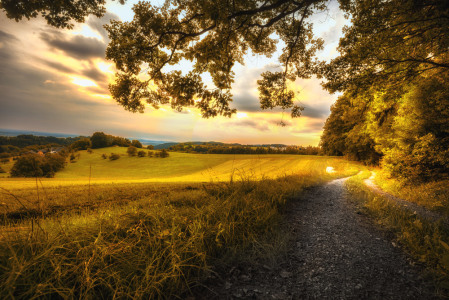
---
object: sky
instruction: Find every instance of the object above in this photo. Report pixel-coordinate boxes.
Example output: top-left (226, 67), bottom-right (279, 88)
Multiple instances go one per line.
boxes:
top-left (0, 1), bottom-right (348, 145)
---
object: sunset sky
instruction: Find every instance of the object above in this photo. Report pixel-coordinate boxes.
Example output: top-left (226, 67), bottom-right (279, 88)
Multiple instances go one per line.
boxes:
top-left (0, 0), bottom-right (347, 145)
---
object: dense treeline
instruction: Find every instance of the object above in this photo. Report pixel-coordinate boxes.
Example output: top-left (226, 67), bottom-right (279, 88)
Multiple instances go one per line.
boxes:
top-left (169, 143), bottom-right (319, 155)
top-left (0, 135), bottom-right (82, 148)
top-left (320, 0), bottom-right (449, 183)
top-left (321, 71), bottom-right (449, 182)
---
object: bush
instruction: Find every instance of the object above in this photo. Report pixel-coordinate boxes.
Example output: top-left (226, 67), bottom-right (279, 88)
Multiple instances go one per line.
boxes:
top-left (87, 148), bottom-right (93, 154)
top-left (0, 166), bottom-right (5, 173)
top-left (127, 146), bottom-right (137, 156)
top-left (137, 150), bottom-right (146, 157)
top-left (109, 153), bottom-right (120, 161)
top-left (1, 158), bottom-right (9, 164)
top-left (101, 153), bottom-right (108, 159)
top-left (148, 151), bottom-right (153, 157)
top-left (160, 149), bottom-right (169, 158)
top-left (147, 145), bottom-right (154, 150)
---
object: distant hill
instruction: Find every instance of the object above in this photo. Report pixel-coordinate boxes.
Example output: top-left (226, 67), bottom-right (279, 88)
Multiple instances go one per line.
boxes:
top-left (0, 129), bottom-right (81, 138)
top-left (154, 142), bottom-right (180, 149)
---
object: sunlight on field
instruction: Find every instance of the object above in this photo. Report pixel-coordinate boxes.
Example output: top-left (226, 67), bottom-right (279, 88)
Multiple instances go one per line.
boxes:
top-left (0, 148), bottom-right (361, 191)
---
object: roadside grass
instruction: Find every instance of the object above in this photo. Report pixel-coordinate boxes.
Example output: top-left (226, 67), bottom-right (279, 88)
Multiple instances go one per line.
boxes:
top-left (374, 170), bottom-right (449, 217)
top-left (346, 171), bottom-right (449, 294)
top-left (0, 157), bottom-right (361, 299)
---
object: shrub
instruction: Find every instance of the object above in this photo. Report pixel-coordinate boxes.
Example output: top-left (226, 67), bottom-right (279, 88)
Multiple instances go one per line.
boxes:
top-left (87, 148), bottom-right (93, 154)
top-left (160, 149), bottom-right (169, 158)
top-left (147, 145), bottom-right (154, 150)
top-left (70, 153), bottom-right (76, 162)
top-left (101, 153), bottom-right (108, 159)
top-left (1, 158), bottom-right (9, 164)
top-left (137, 150), bottom-right (146, 157)
top-left (0, 166), bottom-right (5, 173)
top-left (148, 151), bottom-right (153, 157)
top-left (127, 146), bottom-right (137, 156)
top-left (109, 153), bottom-right (120, 161)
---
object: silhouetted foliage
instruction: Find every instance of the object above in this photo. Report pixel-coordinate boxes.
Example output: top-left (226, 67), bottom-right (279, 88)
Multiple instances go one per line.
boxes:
top-left (137, 150), bottom-right (146, 157)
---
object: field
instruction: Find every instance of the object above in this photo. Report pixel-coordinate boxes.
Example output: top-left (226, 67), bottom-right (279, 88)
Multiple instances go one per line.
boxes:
top-left (0, 150), bottom-right (363, 298)
top-left (0, 147), bottom-right (358, 189)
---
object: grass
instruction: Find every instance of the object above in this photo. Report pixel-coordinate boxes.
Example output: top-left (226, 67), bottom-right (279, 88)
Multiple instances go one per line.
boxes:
top-left (0, 154), bottom-right (362, 299)
top-left (345, 171), bottom-right (449, 294)
top-left (373, 170), bottom-right (449, 217)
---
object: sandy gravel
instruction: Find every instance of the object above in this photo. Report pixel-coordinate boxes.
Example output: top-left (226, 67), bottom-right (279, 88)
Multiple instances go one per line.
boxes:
top-left (204, 177), bottom-right (439, 299)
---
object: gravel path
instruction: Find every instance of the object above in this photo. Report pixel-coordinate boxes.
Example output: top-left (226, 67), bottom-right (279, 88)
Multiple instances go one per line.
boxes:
top-left (205, 177), bottom-right (439, 299)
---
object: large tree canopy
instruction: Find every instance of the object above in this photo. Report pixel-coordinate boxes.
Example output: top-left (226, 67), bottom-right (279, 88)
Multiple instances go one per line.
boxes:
top-left (105, 0), bottom-right (328, 118)
top-left (323, 0), bottom-right (449, 94)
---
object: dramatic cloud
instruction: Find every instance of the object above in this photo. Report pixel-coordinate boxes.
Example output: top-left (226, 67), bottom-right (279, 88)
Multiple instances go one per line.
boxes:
top-left (40, 31), bottom-right (106, 60)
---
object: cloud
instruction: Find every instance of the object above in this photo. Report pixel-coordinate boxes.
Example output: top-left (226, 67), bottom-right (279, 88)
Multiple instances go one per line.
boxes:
top-left (81, 63), bottom-right (108, 83)
top-left (0, 30), bottom-right (18, 42)
top-left (229, 119), bottom-right (270, 132)
top-left (41, 59), bottom-right (75, 73)
top-left (231, 63), bottom-right (282, 112)
top-left (86, 12), bottom-right (120, 42)
top-left (290, 119), bottom-right (325, 134)
top-left (301, 105), bottom-right (330, 119)
top-left (40, 30), bottom-right (106, 60)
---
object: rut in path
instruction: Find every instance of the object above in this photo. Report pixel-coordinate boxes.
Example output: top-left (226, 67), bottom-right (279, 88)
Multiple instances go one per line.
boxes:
top-left (207, 177), bottom-right (439, 299)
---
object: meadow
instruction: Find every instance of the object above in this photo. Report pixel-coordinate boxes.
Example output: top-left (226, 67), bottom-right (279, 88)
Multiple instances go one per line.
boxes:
top-left (0, 149), bottom-right (362, 298)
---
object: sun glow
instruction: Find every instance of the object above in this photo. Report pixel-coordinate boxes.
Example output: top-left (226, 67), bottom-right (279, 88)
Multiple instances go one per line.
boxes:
top-left (71, 77), bottom-right (97, 87)
top-left (236, 112), bottom-right (248, 119)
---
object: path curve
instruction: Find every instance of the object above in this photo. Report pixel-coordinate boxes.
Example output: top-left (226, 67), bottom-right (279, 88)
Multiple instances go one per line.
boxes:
top-left (206, 177), bottom-right (439, 299)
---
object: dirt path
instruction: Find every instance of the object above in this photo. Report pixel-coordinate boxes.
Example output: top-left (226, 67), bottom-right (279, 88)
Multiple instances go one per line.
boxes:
top-left (205, 177), bottom-right (439, 299)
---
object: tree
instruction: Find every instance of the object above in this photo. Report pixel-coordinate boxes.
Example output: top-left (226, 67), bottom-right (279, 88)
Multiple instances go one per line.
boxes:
top-left (137, 150), bottom-right (146, 157)
top-left (131, 140), bottom-right (143, 148)
top-left (71, 138), bottom-right (92, 150)
top-left (10, 152), bottom-right (67, 178)
top-left (104, 0), bottom-right (327, 119)
top-left (90, 132), bottom-right (108, 149)
top-left (147, 145), bottom-right (154, 150)
top-left (323, 0), bottom-right (449, 95)
top-left (0, 0), bottom-right (123, 29)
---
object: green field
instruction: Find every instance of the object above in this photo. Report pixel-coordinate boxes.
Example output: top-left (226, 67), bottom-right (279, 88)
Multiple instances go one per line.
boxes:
top-left (0, 147), bottom-right (359, 190)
